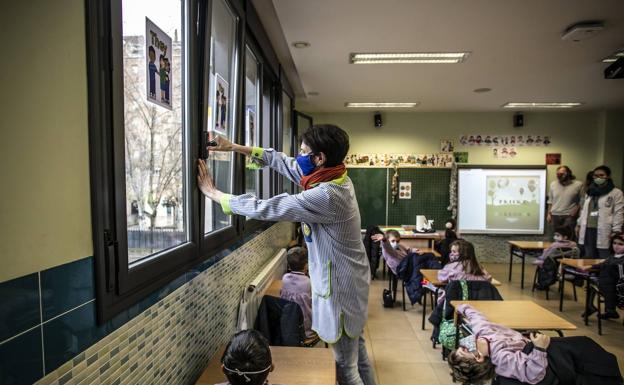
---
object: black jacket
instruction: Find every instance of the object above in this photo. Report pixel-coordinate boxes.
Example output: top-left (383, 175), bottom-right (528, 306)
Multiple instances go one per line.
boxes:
top-left (397, 252), bottom-right (441, 305)
top-left (435, 237), bottom-right (456, 266)
top-left (363, 226), bottom-right (384, 278)
top-left (254, 295), bottom-right (304, 347)
top-left (429, 280), bottom-right (503, 339)
top-left (493, 336), bottom-right (623, 385)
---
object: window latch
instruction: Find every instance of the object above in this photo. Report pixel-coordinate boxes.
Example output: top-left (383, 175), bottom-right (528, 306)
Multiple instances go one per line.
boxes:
top-left (103, 229), bottom-right (118, 293)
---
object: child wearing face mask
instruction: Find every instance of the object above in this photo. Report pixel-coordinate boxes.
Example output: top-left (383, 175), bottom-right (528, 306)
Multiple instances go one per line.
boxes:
top-left (436, 240), bottom-right (492, 304)
top-left (532, 226), bottom-right (577, 266)
top-left (370, 230), bottom-right (421, 275)
top-left (595, 233), bottom-right (624, 320)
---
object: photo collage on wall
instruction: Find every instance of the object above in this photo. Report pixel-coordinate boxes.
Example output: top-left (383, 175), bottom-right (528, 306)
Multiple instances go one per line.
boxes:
top-left (459, 134), bottom-right (552, 160)
top-left (344, 153), bottom-right (454, 168)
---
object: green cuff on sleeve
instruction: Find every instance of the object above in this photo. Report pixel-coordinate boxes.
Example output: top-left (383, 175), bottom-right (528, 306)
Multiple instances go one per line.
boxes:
top-left (220, 193), bottom-right (234, 215)
top-left (250, 147), bottom-right (264, 159)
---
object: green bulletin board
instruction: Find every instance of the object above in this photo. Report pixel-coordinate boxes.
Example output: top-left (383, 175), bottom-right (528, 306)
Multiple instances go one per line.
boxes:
top-left (348, 167), bottom-right (451, 230)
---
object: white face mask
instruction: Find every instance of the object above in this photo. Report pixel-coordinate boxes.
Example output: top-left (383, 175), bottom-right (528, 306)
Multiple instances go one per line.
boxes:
top-left (389, 241), bottom-right (400, 249)
top-left (449, 251), bottom-right (460, 262)
top-left (553, 235), bottom-right (563, 242)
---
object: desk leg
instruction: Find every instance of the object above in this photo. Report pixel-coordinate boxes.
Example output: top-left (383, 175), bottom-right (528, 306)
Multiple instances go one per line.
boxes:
top-left (508, 245), bottom-right (514, 281)
top-left (455, 313), bottom-right (462, 349)
top-left (584, 276), bottom-right (591, 326)
top-left (559, 271), bottom-right (565, 312)
top-left (422, 289), bottom-right (427, 330)
top-left (520, 252), bottom-right (526, 289)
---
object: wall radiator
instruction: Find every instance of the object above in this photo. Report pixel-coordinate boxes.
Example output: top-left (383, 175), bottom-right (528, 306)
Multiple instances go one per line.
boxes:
top-left (236, 248), bottom-right (287, 331)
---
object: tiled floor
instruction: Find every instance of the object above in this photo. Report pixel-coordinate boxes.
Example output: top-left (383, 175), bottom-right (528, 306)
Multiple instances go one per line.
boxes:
top-left (361, 263), bottom-right (624, 385)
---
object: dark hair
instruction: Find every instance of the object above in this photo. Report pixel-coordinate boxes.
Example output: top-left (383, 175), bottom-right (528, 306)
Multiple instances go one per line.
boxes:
top-left (287, 247), bottom-right (308, 272)
top-left (448, 349), bottom-right (496, 385)
top-left (556, 165), bottom-right (576, 180)
top-left (386, 230), bottom-right (401, 240)
top-left (221, 330), bottom-right (272, 385)
top-left (593, 165), bottom-right (612, 177)
top-left (554, 225), bottom-right (573, 240)
top-left (584, 170), bottom-right (594, 188)
top-left (610, 232), bottom-right (624, 254)
top-left (149, 45), bottom-right (155, 54)
top-left (300, 124), bottom-right (350, 167)
top-left (451, 239), bottom-right (486, 276)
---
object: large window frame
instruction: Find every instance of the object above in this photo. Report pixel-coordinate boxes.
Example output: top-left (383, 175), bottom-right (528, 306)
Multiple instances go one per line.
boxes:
top-left (86, 0), bottom-right (289, 322)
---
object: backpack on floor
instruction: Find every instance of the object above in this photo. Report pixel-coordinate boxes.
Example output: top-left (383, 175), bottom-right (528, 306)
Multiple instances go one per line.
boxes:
top-left (382, 289), bottom-right (394, 308)
top-left (535, 257), bottom-right (558, 290)
top-left (616, 265), bottom-right (624, 309)
top-left (438, 280), bottom-right (468, 350)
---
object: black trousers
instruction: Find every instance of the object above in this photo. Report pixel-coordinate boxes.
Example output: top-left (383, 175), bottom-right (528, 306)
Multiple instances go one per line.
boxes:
top-left (599, 264), bottom-right (622, 311)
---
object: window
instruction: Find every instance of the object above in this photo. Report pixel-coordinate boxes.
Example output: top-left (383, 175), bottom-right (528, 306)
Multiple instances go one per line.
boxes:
top-left (204, 0), bottom-right (239, 234)
top-left (281, 92), bottom-right (293, 193)
top-left (122, 0), bottom-right (188, 266)
top-left (87, 0), bottom-right (290, 322)
top-left (244, 46), bottom-right (260, 197)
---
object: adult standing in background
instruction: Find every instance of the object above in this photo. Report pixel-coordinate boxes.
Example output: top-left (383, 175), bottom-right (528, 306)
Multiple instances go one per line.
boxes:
top-left (197, 125), bottom-right (376, 385)
top-left (547, 166), bottom-right (582, 237)
top-left (577, 165), bottom-right (624, 258)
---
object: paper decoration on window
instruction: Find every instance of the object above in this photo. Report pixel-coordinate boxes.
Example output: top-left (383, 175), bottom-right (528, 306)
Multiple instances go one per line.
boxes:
top-left (146, 18), bottom-right (173, 110)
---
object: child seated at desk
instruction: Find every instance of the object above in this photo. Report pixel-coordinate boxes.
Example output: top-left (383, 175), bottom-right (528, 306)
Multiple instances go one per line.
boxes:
top-left (280, 247), bottom-right (314, 339)
top-left (448, 304), bottom-right (623, 385)
top-left (532, 226), bottom-right (577, 266)
top-left (438, 240), bottom-right (492, 283)
top-left (218, 330), bottom-right (274, 385)
top-left (370, 229), bottom-right (421, 275)
top-left (597, 233), bottom-right (624, 320)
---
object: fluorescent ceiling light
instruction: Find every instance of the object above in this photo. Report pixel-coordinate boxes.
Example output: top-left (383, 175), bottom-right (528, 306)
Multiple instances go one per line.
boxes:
top-left (502, 102), bottom-right (583, 109)
top-left (602, 49), bottom-right (624, 63)
top-left (345, 102), bottom-right (419, 108)
top-left (350, 52), bottom-right (469, 64)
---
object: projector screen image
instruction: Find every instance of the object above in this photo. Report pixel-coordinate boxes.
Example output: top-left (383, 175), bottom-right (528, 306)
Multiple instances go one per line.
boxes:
top-left (458, 168), bottom-right (546, 234)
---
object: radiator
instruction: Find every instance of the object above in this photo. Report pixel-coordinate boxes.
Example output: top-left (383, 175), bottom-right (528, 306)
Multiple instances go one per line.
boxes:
top-left (236, 248), bottom-right (287, 331)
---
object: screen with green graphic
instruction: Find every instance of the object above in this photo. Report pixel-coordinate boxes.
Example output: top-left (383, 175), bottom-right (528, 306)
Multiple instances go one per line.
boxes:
top-left (458, 167), bottom-right (546, 234)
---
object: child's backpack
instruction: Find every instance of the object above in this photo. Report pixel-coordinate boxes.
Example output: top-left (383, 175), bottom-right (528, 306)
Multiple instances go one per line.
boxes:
top-left (382, 289), bottom-right (394, 308)
top-left (438, 280), bottom-right (468, 350)
top-left (535, 257), bottom-right (559, 290)
top-left (616, 265), bottom-right (624, 309)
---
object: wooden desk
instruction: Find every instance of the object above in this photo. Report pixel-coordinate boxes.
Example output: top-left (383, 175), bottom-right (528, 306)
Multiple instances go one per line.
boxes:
top-left (451, 300), bottom-right (577, 334)
top-left (508, 241), bottom-right (552, 290)
top-left (419, 269), bottom-right (501, 331)
top-left (266, 279), bottom-right (283, 298)
top-left (196, 346), bottom-right (335, 385)
top-left (558, 258), bottom-right (604, 325)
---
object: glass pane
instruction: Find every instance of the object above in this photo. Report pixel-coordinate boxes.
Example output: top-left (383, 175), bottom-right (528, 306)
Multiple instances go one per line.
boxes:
top-left (204, 0), bottom-right (238, 234)
top-left (244, 47), bottom-right (260, 197)
top-left (282, 93), bottom-right (292, 193)
top-left (122, 0), bottom-right (188, 265)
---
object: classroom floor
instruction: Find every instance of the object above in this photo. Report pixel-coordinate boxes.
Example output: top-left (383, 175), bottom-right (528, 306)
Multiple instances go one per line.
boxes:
top-left (359, 263), bottom-right (624, 385)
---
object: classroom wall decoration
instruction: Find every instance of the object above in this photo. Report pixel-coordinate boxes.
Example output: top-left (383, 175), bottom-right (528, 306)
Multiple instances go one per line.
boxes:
top-left (492, 147), bottom-right (519, 159)
top-left (459, 134), bottom-right (551, 147)
top-left (440, 139), bottom-right (454, 153)
top-left (399, 182), bottom-right (412, 199)
top-left (453, 152), bottom-right (469, 163)
top-left (145, 18), bottom-right (173, 110)
top-left (344, 153), bottom-right (454, 168)
top-left (546, 153), bottom-right (561, 165)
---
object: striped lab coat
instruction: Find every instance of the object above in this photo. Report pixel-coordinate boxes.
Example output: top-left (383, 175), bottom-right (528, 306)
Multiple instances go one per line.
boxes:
top-left (220, 148), bottom-right (371, 342)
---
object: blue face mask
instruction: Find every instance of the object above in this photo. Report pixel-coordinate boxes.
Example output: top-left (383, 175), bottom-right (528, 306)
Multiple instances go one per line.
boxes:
top-left (296, 153), bottom-right (317, 176)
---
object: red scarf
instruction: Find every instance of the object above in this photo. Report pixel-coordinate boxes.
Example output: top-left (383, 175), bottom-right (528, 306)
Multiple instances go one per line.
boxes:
top-left (300, 164), bottom-right (346, 191)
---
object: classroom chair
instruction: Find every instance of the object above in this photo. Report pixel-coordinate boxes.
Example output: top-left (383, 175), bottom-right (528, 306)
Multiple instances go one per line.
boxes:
top-left (532, 247), bottom-right (580, 300)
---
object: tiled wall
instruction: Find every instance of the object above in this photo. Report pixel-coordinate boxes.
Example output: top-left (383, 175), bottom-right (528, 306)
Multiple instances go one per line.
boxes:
top-left (0, 222), bottom-right (293, 385)
top-left (463, 234), bottom-right (549, 263)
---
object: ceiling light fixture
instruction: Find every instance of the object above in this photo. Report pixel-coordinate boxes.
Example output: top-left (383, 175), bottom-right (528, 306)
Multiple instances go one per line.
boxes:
top-left (350, 52), bottom-right (469, 64)
top-left (473, 88), bottom-right (492, 93)
top-left (307, 92), bottom-right (320, 96)
top-left (602, 48), bottom-right (624, 63)
top-left (502, 102), bottom-right (583, 109)
top-left (345, 102), bottom-right (419, 108)
top-left (292, 41), bottom-right (310, 49)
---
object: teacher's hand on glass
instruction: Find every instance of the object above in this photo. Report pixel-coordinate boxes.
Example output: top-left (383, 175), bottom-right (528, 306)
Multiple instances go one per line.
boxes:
top-left (197, 159), bottom-right (223, 202)
top-left (207, 134), bottom-right (234, 152)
